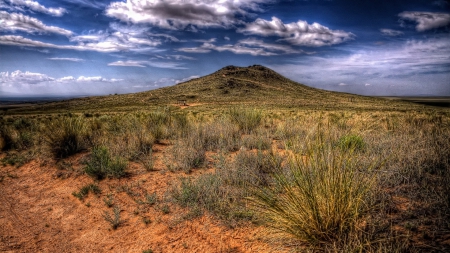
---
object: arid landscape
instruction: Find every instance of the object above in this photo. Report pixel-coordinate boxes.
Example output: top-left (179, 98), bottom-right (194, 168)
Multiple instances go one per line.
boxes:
top-left (1, 66), bottom-right (449, 252)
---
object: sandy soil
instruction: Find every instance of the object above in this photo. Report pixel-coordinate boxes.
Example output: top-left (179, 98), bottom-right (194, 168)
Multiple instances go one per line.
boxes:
top-left (0, 150), bottom-right (288, 253)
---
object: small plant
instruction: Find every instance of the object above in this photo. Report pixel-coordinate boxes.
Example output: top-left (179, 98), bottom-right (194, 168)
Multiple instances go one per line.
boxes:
top-left (103, 206), bottom-right (121, 230)
top-left (85, 146), bottom-right (128, 179)
top-left (337, 134), bottom-right (366, 151)
top-left (145, 192), bottom-right (157, 206)
top-left (142, 249), bottom-right (153, 253)
top-left (142, 217), bottom-right (151, 225)
top-left (72, 183), bottom-right (101, 201)
top-left (161, 204), bottom-right (171, 214)
top-left (104, 193), bottom-right (114, 207)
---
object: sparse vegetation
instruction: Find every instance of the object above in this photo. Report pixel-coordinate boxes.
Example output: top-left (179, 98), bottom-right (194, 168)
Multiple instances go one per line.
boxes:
top-left (103, 206), bottom-right (122, 230)
top-left (1, 65), bottom-right (449, 252)
top-left (85, 146), bottom-right (128, 179)
top-left (72, 183), bottom-right (101, 201)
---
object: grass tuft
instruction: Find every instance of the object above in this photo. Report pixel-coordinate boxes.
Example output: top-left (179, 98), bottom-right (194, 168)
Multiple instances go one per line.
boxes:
top-left (44, 117), bottom-right (87, 158)
top-left (85, 146), bottom-right (128, 179)
top-left (251, 132), bottom-right (382, 245)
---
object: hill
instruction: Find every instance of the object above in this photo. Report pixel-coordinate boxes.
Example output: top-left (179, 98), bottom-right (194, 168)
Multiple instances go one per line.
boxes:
top-left (4, 65), bottom-right (434, 114)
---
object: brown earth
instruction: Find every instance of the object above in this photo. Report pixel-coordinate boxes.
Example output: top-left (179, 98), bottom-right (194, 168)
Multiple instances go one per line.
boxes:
top-left (0, 148), bottom-right (289, 253)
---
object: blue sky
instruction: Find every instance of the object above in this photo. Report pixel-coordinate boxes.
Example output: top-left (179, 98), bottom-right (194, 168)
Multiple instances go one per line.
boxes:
top-left (0, 0), bottom-right (449, 97)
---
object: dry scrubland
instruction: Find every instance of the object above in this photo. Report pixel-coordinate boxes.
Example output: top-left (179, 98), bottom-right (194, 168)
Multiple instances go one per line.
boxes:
top-left (1, 66), bottom-right (450, 252)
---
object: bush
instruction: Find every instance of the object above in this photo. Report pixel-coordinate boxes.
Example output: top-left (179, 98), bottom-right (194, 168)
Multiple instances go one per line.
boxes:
top-left (169, 130), bottom-right (206, 173)
top-left (0, 126), bottom-right (17, 151)
top-left (85, 146), bottom-right (128, 179)
top-left (228, 107), bottom-right (263, 134)
top-left (251, 135), bottom-right (381, 245)
top-left (45, 117), bottom-right (87, 158)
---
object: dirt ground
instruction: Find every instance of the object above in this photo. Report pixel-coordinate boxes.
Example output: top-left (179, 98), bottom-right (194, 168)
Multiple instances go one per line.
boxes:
top-left (0, 149), bottom-right (289, 253)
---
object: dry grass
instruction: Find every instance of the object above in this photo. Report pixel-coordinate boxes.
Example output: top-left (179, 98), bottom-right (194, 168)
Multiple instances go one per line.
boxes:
top-left (1, 88), bottom-right (449, 251)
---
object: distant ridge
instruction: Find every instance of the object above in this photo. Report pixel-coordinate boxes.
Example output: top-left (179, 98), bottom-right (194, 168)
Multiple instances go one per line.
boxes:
top-left (6, 65), bottom-right (426, 114)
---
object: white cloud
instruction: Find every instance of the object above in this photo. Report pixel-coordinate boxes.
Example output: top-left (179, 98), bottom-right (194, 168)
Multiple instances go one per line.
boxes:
top-left (0, 70), bottom-right (54, 85)
top-left (269, 35), bottom-right (450, 95)
top-left (105, 0), bottom-right (271, 30)
top-left (57, 76), bottom-right (75, 82)
top-left (5, 0), bottom-right (66, 16)
top-left (76, 76), bottom-right (122, 82)
top-left (47, 57), bottom-right (84, 62)
top-left (0, 70), bottom-right (123, 87)
top-left (338, 83), bottom-right (348, 86)
top-left (0, 11), bottom-right (73, 36)
top-left (108, 60), bottom-right (187, 69)
top-left (239, 38), bottom-right (305, 54)
top-left (224, 36), bottom-right (230, 41)
top-left (177, 47), bottom-right (212, 53)
top-left (178, 38), bottom-right (305, 56)
top-left (399, 11), bottom-right (450, 32)
top-left (0, 34), bottom-right (158, 53)
top-left (238, 16), bottom-right (355, 47)
top-left (108, 60), bottom-right (147, 67)
top-left (380, 29), bottom-right (404, 36)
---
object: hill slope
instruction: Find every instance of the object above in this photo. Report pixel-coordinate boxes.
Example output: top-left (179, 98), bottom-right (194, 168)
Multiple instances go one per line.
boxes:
top-left (6, 65), bottom-right (429, 114)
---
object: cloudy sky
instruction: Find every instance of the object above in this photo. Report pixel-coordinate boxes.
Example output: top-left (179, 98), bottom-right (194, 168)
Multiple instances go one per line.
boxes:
top-left (1, 0), bottom-right (449, 97)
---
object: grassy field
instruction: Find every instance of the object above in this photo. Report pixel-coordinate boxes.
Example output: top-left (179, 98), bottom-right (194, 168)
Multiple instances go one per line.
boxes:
top-left (1, 66), bottom-right (449, 252)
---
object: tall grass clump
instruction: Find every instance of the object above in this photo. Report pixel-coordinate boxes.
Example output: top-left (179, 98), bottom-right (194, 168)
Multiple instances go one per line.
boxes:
top-left (251, 132), bottom-right (382, 246)
top-left (337, 134), bottom-right (366, 152)
top-left (169, 129), bottom-right (206, 173)
top-left (45, 117), bottom-right (88, 158)
top-left (147, 107), bottom-right (172, 142)
top-left (85, 146), bottom-right (128, 179)
top-left (228, 107), bottom-right (263, 134)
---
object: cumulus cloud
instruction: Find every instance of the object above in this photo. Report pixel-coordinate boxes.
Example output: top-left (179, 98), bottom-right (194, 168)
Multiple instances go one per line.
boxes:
top-left (178, 37), bottom-right (305, 56)
top-left (0, 70), bottom-right (54, 85)
top-left (380, 29), bottom-right (404, 36)
top-left (238, 16), bottom-right (355, 47)
top-left (105, 0), bottom-right (271, 30)
top-left (47, 57), bottom-right (84, 62)
top-left (0, 11), bottom-right (73, 36)
top-left (5, 0), bottom-right (66, 16)
top-left (399, 11), bottom-right (450, 32)
top-left (57, 76), bottom-right (75, 82)
top-left (0, 70), bottom-right (122, 87)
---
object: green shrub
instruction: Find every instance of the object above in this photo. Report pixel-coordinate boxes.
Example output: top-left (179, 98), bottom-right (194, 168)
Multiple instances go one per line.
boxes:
top-left (337, 134), bottom-right (366, 151)
top-left (85, 146), bottom-right (128, 179)
top-left (72, 183), bottom-right (101, 200)
top-left (228, 107), bottom-right (263, 134)
top-left (251, 135), bottom-right (381, 245)
top-left (45, 117), bottom-right (87, 158)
